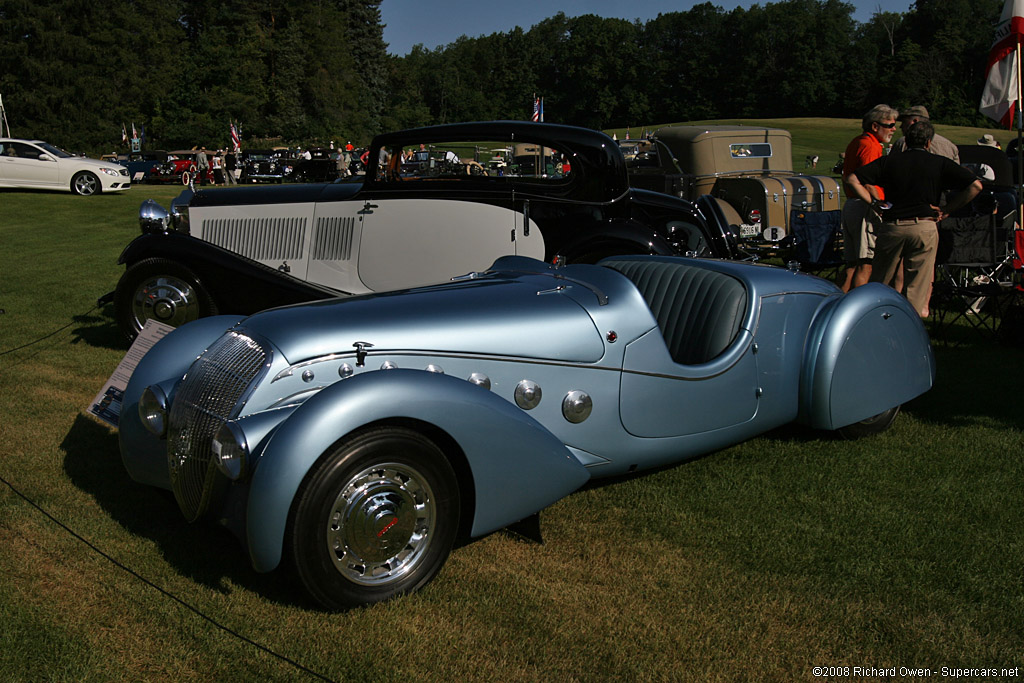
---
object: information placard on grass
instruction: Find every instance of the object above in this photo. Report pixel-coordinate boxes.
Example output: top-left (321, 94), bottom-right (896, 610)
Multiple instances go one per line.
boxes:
top-left (87, 320), bottom-right (175, 428)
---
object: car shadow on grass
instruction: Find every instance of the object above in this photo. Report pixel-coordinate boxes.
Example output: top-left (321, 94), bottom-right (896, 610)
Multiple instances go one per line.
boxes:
top-left (69, 305), bottom-right (126, 351)
top-left (60, 413), bottom-right (312, 610)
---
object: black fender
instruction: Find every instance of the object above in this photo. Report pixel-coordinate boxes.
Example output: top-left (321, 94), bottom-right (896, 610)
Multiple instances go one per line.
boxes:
top-left (117, 232), bottom-right (338, 315)
top-left (555, 219), bottom-right (678, 263)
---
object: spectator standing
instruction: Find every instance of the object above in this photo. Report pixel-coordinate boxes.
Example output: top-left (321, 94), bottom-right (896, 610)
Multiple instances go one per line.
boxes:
top-left (840, 104), bottom-right (900, 291)
top-left (225, 151), bottom-right (237, 185)
top-left (211, 151), bottom-right (224, 185)
top-left (891, 106), bottom-right (959, 163)
top-left (847, 121), bottom-right (982, 317)
top-left (196, 147), bottom-right (209, 186)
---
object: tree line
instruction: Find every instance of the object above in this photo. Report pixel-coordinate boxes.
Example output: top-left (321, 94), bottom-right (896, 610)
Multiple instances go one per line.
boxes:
top-left (0, 0), bottom-right (1006, 154)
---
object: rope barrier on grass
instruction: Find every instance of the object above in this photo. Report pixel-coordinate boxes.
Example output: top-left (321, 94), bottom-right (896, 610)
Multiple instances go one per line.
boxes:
top-left (0, 472), bottom-right (338, 682)
top-left (0, 304), bottom-right (98, 357)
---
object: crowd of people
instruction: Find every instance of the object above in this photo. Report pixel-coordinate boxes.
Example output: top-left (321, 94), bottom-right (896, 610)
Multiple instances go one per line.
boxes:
top-left (839, 104), bottom-right (985, 318)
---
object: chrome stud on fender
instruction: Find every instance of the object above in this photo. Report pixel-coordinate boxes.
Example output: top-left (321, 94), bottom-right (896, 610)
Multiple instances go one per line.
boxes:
top-left (468, 373), bottom-right (491, 390)
top-left (338, 363), bottom-right (354, 379)
top-left (562, 391), bottom-right (593, 423)
top-left (514, 380), bottom-right (542, 410)
top-left (425, 364), bottom-right (444, 374)
top-left (381, 361), bottom-right (398, 370)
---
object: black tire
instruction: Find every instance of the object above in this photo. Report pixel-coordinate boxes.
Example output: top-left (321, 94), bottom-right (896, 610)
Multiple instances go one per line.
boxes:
top-left (288, 426), bottom-right (460, 610)
top-left (837, 405), bottom-right (900, 440)
top-left (114, 258), bottom-right (217, 341)
top-left (71, 171), bottom-right (100, 196)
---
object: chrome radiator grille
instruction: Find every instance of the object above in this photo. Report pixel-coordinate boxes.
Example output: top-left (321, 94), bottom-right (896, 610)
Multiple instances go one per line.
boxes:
top-left (167, 332), bottom-right (268, 521)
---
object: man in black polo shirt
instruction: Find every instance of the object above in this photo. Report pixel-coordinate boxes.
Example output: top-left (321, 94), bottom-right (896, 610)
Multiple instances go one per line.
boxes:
top-left (846, 121), bottom-right (981, 317)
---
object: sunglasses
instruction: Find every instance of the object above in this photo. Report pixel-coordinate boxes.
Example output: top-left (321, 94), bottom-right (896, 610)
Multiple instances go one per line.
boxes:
top-left (876, 122), bottom-right (897, 129)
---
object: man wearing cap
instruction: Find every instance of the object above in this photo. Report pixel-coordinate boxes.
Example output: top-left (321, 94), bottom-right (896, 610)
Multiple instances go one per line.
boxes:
top-left (891, 106), bottom-right (959, 163)
top-left (840, 104), bottom-right (900, 291)
top-left (846, 121), bottom-right (981, 318)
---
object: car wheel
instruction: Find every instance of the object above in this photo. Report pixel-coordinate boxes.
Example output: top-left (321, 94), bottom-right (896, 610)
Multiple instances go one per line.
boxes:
top-left (289, 426), bottom-right (460, 610)
top-left (114, 258), bottom-right (217, 340)
top-left (71, 171), bottom-right (100, 196)
top-left (837, 405), bottom-right (900, 440)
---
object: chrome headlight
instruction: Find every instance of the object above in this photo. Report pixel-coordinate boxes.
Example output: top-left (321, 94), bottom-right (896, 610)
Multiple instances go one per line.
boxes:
top-left (139, 199), bottom-right (170, 233)
top-left (100, 167), bottom-right (122, 177)
top-left (139, 385), bottom-right (169, 437)
top-left (212, 421), bottom-right (249, 481)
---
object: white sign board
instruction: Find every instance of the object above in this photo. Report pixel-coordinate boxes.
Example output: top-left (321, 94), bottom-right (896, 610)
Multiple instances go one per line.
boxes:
top-left (87, 320), bottom-right (175, 428)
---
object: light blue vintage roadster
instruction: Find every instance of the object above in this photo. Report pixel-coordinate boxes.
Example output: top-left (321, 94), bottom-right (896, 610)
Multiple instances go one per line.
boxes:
top-left (119, 255), bottom-right (934, 609)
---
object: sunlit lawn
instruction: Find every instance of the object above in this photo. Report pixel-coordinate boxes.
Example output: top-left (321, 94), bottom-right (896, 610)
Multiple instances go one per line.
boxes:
top-left (1, 126), bottom-right (1022, 681)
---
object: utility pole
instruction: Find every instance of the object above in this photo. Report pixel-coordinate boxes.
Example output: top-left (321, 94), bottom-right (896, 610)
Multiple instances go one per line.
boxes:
top-left (0, 93), bottom-right (9, 137)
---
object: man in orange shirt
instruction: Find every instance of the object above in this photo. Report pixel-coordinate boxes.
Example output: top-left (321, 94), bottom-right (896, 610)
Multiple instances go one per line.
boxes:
top-left (840, 104), bottom-right (900, 291)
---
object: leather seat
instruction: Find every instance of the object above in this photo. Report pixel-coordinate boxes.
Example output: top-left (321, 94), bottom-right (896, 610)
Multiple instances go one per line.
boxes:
top-left (602, 258), bottom-right (747, 365)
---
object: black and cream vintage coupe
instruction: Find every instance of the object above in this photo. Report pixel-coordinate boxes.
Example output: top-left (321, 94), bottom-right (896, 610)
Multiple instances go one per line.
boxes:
top-left (107, 121), bottom-right (743, 339)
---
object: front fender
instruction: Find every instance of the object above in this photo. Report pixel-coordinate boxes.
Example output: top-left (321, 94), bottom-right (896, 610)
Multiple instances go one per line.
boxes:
top-left (799, 283), bottom-right (935, 429)
top-left (245, 369), bottom-right (590, 573)
top-left (118, 232), bottom-right (337, 313)
top-left (119, 315), bottom-right (243, 487)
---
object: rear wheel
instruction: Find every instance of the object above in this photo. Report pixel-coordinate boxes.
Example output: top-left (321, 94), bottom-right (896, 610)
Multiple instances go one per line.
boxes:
top-left (114, 258), bottom-right (217, 340)
top-left (837, 405), bottom-right (900, 440)
top-left (71, 171), bottom-right (100, 196)
top-left (289, 427), bottom-right (459, 610)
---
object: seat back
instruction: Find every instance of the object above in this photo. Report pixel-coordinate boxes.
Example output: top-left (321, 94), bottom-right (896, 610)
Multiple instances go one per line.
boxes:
top-left (602, 258), bottom-right (747, 365)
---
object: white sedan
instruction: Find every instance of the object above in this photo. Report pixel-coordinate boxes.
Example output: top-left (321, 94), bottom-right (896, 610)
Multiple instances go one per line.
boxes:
top-left (0, 138), bottom-right (131, 195)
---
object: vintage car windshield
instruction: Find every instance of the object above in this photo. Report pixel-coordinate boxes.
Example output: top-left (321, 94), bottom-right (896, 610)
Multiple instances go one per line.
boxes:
top-left (729, 143), bottom-right (772, 159)
top-left (378, 139), bottom-right (574, 183)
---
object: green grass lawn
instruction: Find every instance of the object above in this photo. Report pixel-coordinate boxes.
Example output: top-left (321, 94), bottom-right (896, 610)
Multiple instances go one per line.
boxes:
top-left (2, 130), bottom-right (1023, 681)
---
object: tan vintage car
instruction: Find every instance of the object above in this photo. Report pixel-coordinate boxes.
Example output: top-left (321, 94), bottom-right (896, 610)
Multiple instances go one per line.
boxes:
top-left (624, 125), bottom-right (840, 245)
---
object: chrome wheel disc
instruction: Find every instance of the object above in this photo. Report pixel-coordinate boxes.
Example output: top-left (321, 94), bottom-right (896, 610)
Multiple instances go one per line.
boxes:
top-left (75, 174), bottom-right (98, 195)
top-left (130, 275), bottom-right (200, 330)
top-left (327, 462), bottom-right (436, 586)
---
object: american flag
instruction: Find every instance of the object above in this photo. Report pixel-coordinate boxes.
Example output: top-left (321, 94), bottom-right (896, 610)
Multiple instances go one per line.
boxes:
top-left (230, 122), bottom-right (241, 153)
top-left (532, 96), bottom-right (543, 122)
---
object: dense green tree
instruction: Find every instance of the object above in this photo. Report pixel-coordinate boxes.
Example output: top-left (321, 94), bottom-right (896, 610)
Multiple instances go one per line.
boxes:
top-left (0, 0), bottom-right (1015, 154)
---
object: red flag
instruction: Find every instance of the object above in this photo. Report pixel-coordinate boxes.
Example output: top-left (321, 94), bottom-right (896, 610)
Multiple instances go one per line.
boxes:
top-left (532, 96), bottom-right (540, 122)
top-left (980, 0), bottom-right (1024, 127)
top-left (230, 123), bottom-right (241, 153)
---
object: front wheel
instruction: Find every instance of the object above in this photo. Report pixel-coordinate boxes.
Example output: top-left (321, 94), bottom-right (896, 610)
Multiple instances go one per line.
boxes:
top-left (837, 405), bottom-right (900, 440)
top-left (71, 171), bottom-right (100, 196)
top-left (114, 258), bottom-right (217, 340)
top-left (288, 427), bottom-right (460, 610)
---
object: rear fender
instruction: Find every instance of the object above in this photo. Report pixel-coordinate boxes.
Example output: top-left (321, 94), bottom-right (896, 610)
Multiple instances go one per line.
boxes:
top-left (245, 368), bottom-right (589, 573)
top-left (799, 283), bottom-right (935, 429)
top-left (119, 315), bottom-right (244, 487)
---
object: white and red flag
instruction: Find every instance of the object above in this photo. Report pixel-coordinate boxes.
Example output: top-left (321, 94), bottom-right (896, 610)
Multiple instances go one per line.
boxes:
top-left (980, 0), bottom-right (1024, 127)
top-left (230, 122), bottom-right (241, 152)
top-left (532, 96), bottom-right (541, 122)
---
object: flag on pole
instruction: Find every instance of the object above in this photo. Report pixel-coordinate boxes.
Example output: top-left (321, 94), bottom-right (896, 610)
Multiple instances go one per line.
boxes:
top-left (980, 0), bottom-right (1024, 127)
top-left (230, 122), bottom-right (241, 153)
top-left (532, 96), bottom-right (541, 122)
top-left (121, 123), bottom-right (128, 146)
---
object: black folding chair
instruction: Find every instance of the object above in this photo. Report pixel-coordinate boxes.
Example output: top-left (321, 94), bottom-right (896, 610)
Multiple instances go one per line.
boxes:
top-left (930, 211), bottom-right (1020, 343)
top-left (791, 209), bottom-right (843, 281)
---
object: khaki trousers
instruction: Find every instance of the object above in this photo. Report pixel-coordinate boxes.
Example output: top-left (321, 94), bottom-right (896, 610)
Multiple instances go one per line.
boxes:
top-left (869, 218), bottom-right (938, 316)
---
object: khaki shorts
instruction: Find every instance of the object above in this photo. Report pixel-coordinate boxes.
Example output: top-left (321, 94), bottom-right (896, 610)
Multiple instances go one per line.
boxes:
top-left (842, 198), bottom-right (879, 263)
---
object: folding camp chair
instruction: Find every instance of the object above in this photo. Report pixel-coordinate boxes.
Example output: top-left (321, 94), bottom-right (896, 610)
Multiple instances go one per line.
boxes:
top-left (791, 209), bottom-right (843, 281)
top-left (930, 210), bottom-right (1021, 343)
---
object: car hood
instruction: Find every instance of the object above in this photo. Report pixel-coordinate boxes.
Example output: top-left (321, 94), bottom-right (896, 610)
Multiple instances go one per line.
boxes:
top-left (68, 156), bottom-right (122, 171)
top-left (236, 272), bottom-right (607, 365)
top-left (190, 181), bottom-right (361, 207)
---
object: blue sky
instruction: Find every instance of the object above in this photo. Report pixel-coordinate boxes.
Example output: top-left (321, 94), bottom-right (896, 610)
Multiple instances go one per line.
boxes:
top-left (381, 1), bottom-right (916, 56)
